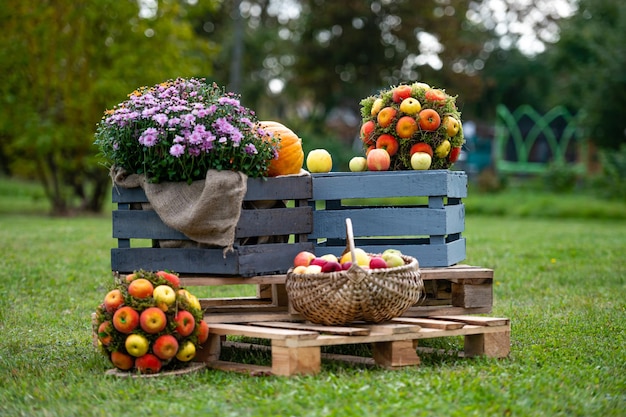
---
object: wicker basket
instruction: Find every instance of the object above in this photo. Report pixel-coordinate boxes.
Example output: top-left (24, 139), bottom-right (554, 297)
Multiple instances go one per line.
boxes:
top-left (286, 218), bottom-right (424, 325)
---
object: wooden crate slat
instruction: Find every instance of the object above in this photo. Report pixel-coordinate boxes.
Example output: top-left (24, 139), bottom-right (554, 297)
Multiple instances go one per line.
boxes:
top-left (111, 242), bottom-right (314, 276)
top-left (313, 237), bottom-right (466, 268)
top-left (310, 170), bottom-right (468, 200)
top-left (309, 205), bottom-right (464, 239)
top-left (244, 176), bottom-right (312, 200)
top-left (112, 175), bottom-right (312, 204)
top-left (113, 206), bottom-right (312, 240)
top-left (236, 206), bottom-right (312, 237)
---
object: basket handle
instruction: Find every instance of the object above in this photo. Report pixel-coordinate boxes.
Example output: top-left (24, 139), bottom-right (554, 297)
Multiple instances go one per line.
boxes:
top-left (345, 218), bottom-right (356, 265)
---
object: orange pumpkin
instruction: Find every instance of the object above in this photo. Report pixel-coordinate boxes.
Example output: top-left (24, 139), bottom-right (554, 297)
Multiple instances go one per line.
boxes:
top-left (259, 121), bottom-right (304, 177)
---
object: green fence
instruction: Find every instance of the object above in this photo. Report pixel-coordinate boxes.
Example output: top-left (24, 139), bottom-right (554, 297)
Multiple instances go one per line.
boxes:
top-left (494, 104), bottom-right (585, 175)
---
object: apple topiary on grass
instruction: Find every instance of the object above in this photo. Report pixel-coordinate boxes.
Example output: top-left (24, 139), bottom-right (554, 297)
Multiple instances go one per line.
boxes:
top-left (94, 269), bottom-right (210, 375)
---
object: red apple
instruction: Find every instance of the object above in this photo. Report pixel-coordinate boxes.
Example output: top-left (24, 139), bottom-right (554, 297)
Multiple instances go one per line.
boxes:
top-left (124, 273), bottom-right (137, 283)
top-left (376, 107), bottom-right (397, 128)
top-left (128, 278), bottom-right (154, 299)
top-left (152, 334), bottom-right (179, 360)
top-left (425, 89), bottom-right (446, 103)
top-left (197, 320), bottom-right (210, 345)
top-left (395, 116), bottom-right (418, 139)
top-left (174, 310), bottom-right (196, 337)
top-left (112, 306), bottom-right (140, 334)
top-left (360, 120), bottom-right (376, 145)
top-left (97, 320), bottom-right (113, 346)
top-left (392, 85), bottom-right (412, 103)
top-left (140, 307), bottom-right (167, 334)
top-left (449, 146), bottom-right (462, 163)
top-left (409, 142), bottom-right (433, 158)
top-left (310, 257), bottom-right (328, 267)
top-left (369, 256), bottom-right (388, 269)
top-left (376, 134), bottom-right (399, 156)
top-left (367, 148), bottom-right (391, 171)
top-left (103, 289), bottom-right (124, 313)
top-left (293, 251), bottom-right (316, 267)
top-left (341, 262), bottom-right (353, 270)
top-left (156, 270), bottom-right (180, 289)
top-left (321, 261), bottom-right (343, 273)
top-left (135, 353), bottom-right (162, 374)
top-left (418, 109), bottom-right (441, 131)
top-left (110, 351), bottom-right (134, 371)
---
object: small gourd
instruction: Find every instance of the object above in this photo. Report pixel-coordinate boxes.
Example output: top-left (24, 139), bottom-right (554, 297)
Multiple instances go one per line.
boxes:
top-left (259, 121), bottom-right (304, 177)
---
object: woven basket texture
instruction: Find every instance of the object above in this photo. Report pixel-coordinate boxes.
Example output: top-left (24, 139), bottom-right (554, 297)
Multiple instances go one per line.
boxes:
top-left (286, 254), bottom-right (423, 325)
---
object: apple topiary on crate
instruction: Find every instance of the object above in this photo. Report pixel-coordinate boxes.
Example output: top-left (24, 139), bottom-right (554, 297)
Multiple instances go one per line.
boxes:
top-left (94, 270), bottom-right (210, 375)
top-left (359, 82), bottom-right (465, 171)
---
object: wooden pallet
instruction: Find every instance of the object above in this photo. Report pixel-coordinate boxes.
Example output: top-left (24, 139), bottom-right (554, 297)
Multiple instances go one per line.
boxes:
top-left (195, 315), bottom-right (510, 376)
top-left (181, 264), bottom-right (494, 323)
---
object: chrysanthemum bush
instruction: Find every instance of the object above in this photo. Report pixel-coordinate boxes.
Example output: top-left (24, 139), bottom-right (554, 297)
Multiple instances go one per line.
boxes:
top-left (94, 270), bottom-right (210, 374)
top-left (94, 77), bottom-right (279, 183)
top-left (359, 82), bottom-right (465, 170)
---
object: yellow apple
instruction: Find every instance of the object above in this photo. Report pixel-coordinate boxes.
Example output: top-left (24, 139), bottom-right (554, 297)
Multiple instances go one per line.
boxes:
top-left (411, 82), bottom-right (430, 91)
top-left (291, 265), bottom-right (308, 274)
top-left (370, 98), bottom-right (384, 116)
top-left (399, 98), bottom-right (421, 115)
top-left (411, 152), bottom-right (432, 170)
top-left (339, 248), bottom-right (370, 267)
top-left (349, 156), bottom-right (367, 172)
top-left (382, 252), bottom-right (404, 268)
top-left (320, 254), bottom-right (339, 263)
top-left (435, 139), bottom-right (451, 158)
top-left (443, 116), bottom-right (460, 137)
top-left (304, 264), bottom-right (323, 274)
top-left (177, 289), bottom-right (202, 311)
top-left (175, 340), bottom-right (196, 362)
top-left (306, 149), bottom-right (332, 173)
top-left (125, 333), bottom-right (149, 357)
top-left (153, 285), bottom-right (176, 311)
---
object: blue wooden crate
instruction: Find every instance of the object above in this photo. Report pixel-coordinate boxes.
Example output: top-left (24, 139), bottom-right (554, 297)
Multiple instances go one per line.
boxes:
top-left (111, 175), bottom-right (314, 277)
top-left (309, 170), bottom-right (467, 267)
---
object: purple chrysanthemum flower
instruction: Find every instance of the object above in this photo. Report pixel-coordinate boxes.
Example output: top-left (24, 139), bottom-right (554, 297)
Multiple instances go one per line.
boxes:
top-left (169, 144), bottom-right (185, 157)
top-left (138, 127), bottom-right (159, 147)
top-left (153, 113), bottom-right (168, 126)
top-left (244, 143), bottom-right (258, 155)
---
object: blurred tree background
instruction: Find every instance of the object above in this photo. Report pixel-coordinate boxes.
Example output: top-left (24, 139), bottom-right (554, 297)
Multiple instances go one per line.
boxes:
top-left (0, 0), bottom-right (624, 214)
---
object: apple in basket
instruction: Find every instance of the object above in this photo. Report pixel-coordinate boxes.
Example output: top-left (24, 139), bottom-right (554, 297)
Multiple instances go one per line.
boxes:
top-left (369, 256), bottom-right (388, 269)
top-left (293, 251), bottom-right (316, 267)
top-left (382, 249), bottom-right (405, 268)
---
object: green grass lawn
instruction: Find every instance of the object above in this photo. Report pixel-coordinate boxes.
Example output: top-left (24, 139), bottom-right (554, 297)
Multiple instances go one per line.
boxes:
top-left (0, 178), bottom-right (624, 416)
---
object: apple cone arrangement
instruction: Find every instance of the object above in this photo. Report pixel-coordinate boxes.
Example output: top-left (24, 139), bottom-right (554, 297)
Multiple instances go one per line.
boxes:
top-left (358, 82), bottom-right (464, 171)
top-left (94, 270), bottom-right (210, 375)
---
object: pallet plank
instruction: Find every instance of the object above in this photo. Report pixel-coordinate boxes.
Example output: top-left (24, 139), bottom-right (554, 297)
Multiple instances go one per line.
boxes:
top-left (430, 315), bottom-right (510, 326)
top-left (248, 321), bottom-right (371, 336)
top-left (392, 317), bottom-right (464, 330)
top-left (355, 323), bottom-right (422, 335)
top-left (209, 323), bottom-right (319, 340)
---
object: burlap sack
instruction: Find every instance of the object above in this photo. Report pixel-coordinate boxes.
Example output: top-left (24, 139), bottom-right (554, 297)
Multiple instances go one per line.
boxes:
top-left (112, 167), bottom-right (247, 254)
